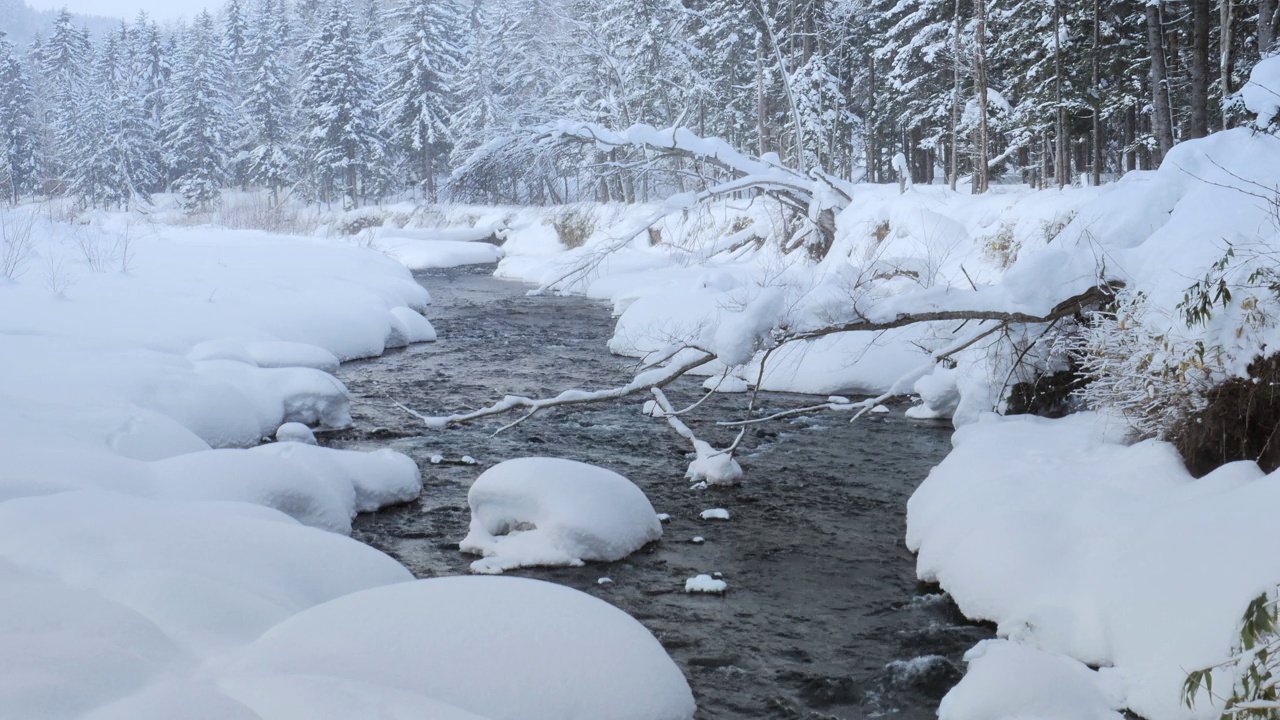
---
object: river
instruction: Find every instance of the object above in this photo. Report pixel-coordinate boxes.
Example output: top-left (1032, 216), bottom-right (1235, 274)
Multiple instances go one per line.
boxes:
top-left (322, 264), bottom-right (991, 719)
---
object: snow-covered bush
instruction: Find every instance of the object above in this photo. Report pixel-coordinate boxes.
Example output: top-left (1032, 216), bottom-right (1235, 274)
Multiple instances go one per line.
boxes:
top-left (549, 207), bottom-right (596, 249)
top-left (1071, 292), bottom-right (1223, 441)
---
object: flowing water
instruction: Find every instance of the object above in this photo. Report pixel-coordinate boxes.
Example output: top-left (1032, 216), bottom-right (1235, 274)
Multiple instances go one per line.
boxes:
top-left (323, 264), bottom-right (991, 719)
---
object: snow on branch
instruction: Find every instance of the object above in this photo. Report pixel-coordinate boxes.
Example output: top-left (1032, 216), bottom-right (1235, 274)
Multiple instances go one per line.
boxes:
top-left (647, 388), bottom-right (744, 486)
top-left (535, 120), bottom-right (849, 259)
top-left (408, 349), bottom-right (717, 433)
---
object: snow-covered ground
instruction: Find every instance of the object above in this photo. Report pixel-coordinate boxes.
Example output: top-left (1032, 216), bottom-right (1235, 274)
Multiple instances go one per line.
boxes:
top-left (0, 210), bottom-right (694, 719)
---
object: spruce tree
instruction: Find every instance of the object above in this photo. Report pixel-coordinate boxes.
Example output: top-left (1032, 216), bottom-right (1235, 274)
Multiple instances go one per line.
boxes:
top-left (164, 11), bottom-right (231, 211)
top-left (382, 0), bottom-right (461, 200)
top-left (0, 31), bottom-right (38, 204)
top-left (243, 0), bottom-right (296, 201)
top-left (299, 3), bottom-right (387, 208)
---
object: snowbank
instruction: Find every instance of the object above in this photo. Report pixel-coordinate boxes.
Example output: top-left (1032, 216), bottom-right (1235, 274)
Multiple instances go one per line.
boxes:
top-left (367, 226), bottom-right (506, 269)
top-left (460, 457), bottom-right (663, 573)
top-left (221, 576), bottom-right (697, 720)
top-left (0, 491), bottom-right (413, 720)
top-left (909, 412), bottom-right (1280, 719)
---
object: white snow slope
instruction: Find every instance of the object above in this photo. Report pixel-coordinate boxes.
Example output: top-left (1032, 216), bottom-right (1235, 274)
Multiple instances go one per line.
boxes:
top-left (0, 213), bottom-right (694, 720)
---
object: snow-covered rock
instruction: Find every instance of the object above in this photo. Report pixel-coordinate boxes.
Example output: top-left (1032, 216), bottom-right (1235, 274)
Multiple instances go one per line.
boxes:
top-left (460, 457), bottom-right (663, 574)
top-left (221, 576), bottom-right (697, 720)
top-left (684, 575), bottom-right (728, 594)
top-left (700, 508), bottom-right (730, 520)
top-left (275, 422), bottom-right (317, 445)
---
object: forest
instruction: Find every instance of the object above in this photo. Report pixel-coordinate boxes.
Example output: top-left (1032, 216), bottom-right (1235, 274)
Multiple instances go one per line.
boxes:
top-left (1, 0), bottom-right (1277, 211)
top-left (5, 1), bottom-right (1280, 719)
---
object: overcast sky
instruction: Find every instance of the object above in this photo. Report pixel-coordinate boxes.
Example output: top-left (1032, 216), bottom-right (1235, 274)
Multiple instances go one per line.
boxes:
top-left (26, 0), bottom-right (216, 22)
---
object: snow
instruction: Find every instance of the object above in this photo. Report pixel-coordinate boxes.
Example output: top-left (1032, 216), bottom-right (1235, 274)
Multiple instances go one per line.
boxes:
top-left (700, 508), bottom-right (730, 520)
top-left (275, 422), bottom-right (317, 444)
top-left (702, 373), bottom-right (751, 393)
top-left (909, 412), bottom-right (1280, 720)
top-left (460, 457), bottom-right (663, 573)
top-left (367, 226), bottom-right (506, 270)
top-left (221, 576), bottom-right (697, 720)
top-left (939, 640), bottom-right (1124, 720)
top-left (0, 210), bottom-right (699, 720)
top-left (1239, 55), bottom-right (1280, 128)
top-left (685, 575), bottom-right (728, 594)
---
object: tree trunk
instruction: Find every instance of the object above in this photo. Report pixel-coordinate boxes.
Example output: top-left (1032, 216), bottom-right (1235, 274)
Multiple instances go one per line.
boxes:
top-left (949, 0), bottom-right (961, 191)
top-left (756, 40), bottom-right (768, 158)
top-left (1146, 2), bottom-right (1175, 162)
top-left (1222, 0), bottom-right (1235, 129)
top-left (1054, 0), bottom-right (1067, 188)
top-left (865, 53), bottom-right (877, 183)
top-left (424, 150), bottom-right (436, 203)
top-left (1189, 0), bottom-right (1211, 139)
top-left (1261, 0), bottom-right (1278, 56)
top-left (972, 0), bottom-right (990, 194)
top-left (1091, 0), bottom-right (1103, 185)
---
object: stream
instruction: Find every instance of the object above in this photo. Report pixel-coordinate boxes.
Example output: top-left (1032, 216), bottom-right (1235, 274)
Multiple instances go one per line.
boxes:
top-left (323, 264), bottom-right (992, 719)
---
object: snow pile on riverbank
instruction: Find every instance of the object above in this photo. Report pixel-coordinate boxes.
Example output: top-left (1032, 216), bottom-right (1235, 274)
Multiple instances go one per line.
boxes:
top-left (909, 412), bottom-right (1280, 720)
top-left (364, 225), bottom-right (506, 269)
top-left (0, 216), bottom-right (432, 520)
top-left (461, 457), bottom-right (663, 573)
top-left (0, 212), bottom-right (696, 720)
top-left (220, 576), bottom-right (696, 720)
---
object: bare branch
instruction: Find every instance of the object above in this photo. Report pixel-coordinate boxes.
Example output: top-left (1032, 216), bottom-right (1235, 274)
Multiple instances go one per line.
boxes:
top-left (415, 350), bottom-right (717, 430)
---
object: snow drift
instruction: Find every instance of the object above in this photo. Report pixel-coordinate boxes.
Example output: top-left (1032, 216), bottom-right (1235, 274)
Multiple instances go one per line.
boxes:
top-left (460, 457), bottom-right (663, 573)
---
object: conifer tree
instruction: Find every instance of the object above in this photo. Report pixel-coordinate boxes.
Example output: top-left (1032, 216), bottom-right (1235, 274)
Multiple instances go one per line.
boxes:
top-left (0, 31), bottom-right (38, 204)
top-left (243, 0), bottom-right (295, 201)
top-left (382, 0), bottom-right (461, 200)
top-left (164, 11), bottom-right (231, 211)
top-left (299, 3), bottom-right (387, 208)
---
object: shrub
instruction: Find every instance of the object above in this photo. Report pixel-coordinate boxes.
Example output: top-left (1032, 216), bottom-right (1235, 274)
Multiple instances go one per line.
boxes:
top-left (550, 208), bottom-right (595, 249)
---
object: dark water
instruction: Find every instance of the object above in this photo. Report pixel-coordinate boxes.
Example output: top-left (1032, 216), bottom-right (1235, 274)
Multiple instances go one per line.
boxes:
top-left (323, 264), bottom-right (991, 719)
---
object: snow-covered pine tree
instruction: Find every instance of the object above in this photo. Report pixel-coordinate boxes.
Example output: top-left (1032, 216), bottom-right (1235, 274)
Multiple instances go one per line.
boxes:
top-left (128, 13), bottom-right (170, 194)
top-left (242, 0), bottom-right (296, 202)
top-left (449, 0), bottom-right (503, 172)
top-left (0, 31), bottom-right (38, 204)
top-left (36, 9), bottom-right (92, 194)
top-left (70, 24), bottom-right (160, 210)
top-left (164, 11), bottom-right (232, 211)
top-left (689, 0), bottom-right (757, 147)
top-left (222, 0), bottom-right (251, 189)
top-left (382, 0), bottom-right (461, 201)
top-left (299, 2), bottom-right (387, 208)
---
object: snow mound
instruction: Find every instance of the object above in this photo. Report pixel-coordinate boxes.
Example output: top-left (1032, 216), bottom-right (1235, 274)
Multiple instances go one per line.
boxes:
top-left (1240, 55), bottom-right (1280, 127)
top-left (460, 457), bottom-right (662, 574)
top-left (222, 576), bottom-right (696, 720)
top-left (700, 508), bottom-right (730, 520)
top-left (909, 412), bottom-right (1280, 720)
top-left (939, 640), bottom-right (1123, 720)
top-left (685, 575), bottom-right (727, 594)
top-left (702, 374), bottom-right (751, 393)
top-left (275, 422), bottom-right (317, 445)
top-left (376, 237), bottom-right (506, 269)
